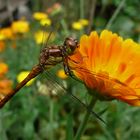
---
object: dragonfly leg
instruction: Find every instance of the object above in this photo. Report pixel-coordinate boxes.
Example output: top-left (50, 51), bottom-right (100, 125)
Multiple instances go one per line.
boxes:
top-left (63, 60), bottom-right (73, 77)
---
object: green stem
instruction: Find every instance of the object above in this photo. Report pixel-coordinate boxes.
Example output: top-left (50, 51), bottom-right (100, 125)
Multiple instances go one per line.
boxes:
top-left (80, 0), bottom-right (84, 19)
top-left (60, 19), bottom-right (69, 36)
top-left (74, 96), bottom-right (97, 140)
top-left (49, 99), bottom-right (54, 140)
top-left (105, 0), bottom-right (126, 29)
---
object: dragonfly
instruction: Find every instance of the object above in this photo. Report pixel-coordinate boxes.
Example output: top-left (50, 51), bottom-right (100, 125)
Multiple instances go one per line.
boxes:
top-left (0, 34), bottom-right (106, 123)
top-left (0, 36), bottom-right (78, 106)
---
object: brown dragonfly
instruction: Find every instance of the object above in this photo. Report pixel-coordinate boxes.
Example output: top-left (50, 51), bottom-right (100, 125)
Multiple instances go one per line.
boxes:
top-left (0, 37), bottom-right (78, 107)
top-left (0, 35), bottom-right (106, 123)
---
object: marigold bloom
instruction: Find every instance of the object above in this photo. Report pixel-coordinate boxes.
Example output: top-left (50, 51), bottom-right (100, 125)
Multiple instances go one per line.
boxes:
top-left (0, 34), bottom-right (5, 40)
top-left (57, 69), bottom-right (68, 79)
top-left (79, 19), bottom-right (89, 26)
top-left (72, 22), bottom-right (83, 30)
top-left (33, 12), bottom-right (48, 20)
top-left (11, 20), bottom-right (29, 34)
top-left (40, 18), bottom-right (51, 26)
top-left (0, 41), bottom-right (5, 52)
top-left (17, 71), bottom-right (35, 86)
top-left (34, 30), bottom-right (55, 44)
top-left (0, 62), bottom-right (8, 77)
top-left (47, 3), bottom-right (62, 15)
top-left (0, 78), bottom-right (12, 96)
top-left (69, 30), bottom-right (140, 106)
top-left (34, 30), bottom-right (46, 44)
top-left (0, 27), bottom-right (13, 39)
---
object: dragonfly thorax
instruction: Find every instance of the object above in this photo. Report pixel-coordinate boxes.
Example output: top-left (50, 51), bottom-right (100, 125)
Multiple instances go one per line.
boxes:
top-left (64, 37), bottom-right (78, 55)
top-left (39, 37), bottom-right (78, 69)
top-left (39, 46), bottom-right (63, 68)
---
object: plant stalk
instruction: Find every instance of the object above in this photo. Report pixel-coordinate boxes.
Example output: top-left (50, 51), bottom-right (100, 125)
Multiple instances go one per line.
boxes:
top-left (74, 96), bottom-right (97, 140)
top-left (105, 0), bottom-right (126, 29)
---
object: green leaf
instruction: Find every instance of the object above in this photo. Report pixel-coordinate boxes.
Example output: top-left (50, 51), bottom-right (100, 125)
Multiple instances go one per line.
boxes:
top-left (66, 114), bottom-right (74, 140)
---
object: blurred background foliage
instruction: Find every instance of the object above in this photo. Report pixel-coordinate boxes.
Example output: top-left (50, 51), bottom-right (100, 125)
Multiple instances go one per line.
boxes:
top-left (0, 0), bottom-right (140, 140)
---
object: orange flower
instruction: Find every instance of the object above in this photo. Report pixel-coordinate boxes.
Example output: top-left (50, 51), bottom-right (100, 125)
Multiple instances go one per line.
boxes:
top-left (69, 30), bottom-right (140, 106)
top-left (0, 41), bottom-right (5, 52)
top-left (0, 78), bottom-right (12, 101)
top-left (0, 27), bottom-right (13, 39)
top-left (47, 3), bottom-right (62, 15)
top-left (0, 62), bottom-right (8, 77)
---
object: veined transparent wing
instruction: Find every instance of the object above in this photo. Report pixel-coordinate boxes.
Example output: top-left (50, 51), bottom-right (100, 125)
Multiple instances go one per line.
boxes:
top-left (68, 62), bottom-right (140, 102)
top-left (40, 66), bottom-right (106, 124)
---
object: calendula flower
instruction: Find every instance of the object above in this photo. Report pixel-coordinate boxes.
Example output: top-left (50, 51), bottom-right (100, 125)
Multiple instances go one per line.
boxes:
top-left (57, 69), bottom-right (68, 79)
top-left (72, 22), bottom-right (83, 30)
top-left (79, 19), bottom-right (89, 26)
top-left (11, 20), bottom-right (29, 34)
top-left (17, 71), bottom-right (35, 86)
top-left (33, 12), bottom-right (48, 20)
top-left (40, 18), bottom-right (51, 26)
top-left (0, 41), bottom-right (5, 52)
top-left (72, 19), bottom-right (89, 30)
top-left (34, 30), bottom-right (46, 44)
top-left (34, 30), bottom-right (55, 44)
top-left (0, 27), bottom-right (13, 39)
top-left (47, 3), bottom-right (62, 15)
top-left (0, 62), bottom-right (8, 77)
top-left (69, 30), bottom-right (140, 106)
top-left (0, 78), bottom-right (12, 96)
top-left (0, 34), bottom-right (5, 40)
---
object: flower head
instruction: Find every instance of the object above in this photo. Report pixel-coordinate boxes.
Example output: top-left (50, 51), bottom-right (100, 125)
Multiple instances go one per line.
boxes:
top-left (0, 41), bottom-right (5, 52)
top-left (40, 18), bottom-right (51, 26)
top-left (57, 69), bottom-right (68, 79)
top-left (0, 62), bottom-right (8, 77)
top-left (47, 3), bottom-right (62, 15)
top-left (0, 27), bottom-right (13, 39)
top-left (34, 30), bottom-right (55, 44)
top-left (72, 22), bottom-right (83, 30)
top-left (0, 78), bottom-right (12, 97)
top-left (33, 12), bottom-right (48, 20)
top-left (17, 71), bottom-right (35, 86)
top-left (69, 30), bottom-right (140, 106)
top-left (79, 19), bottom-right (89, 26)
top-left (34, 30), bottom-right (47, 44)
top-left (72, 19), bottom-right (89, 30)
top-left (11, 20), bottom-right (29, 34)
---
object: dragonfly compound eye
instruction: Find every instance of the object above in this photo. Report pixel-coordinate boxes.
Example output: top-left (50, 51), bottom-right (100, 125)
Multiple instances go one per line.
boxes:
top-left (64, 37), bottom-right (78, 54)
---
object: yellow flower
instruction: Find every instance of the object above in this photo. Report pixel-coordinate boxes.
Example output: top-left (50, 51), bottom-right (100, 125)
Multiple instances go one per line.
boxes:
top-left (0, 62), bottom-right (8, 77)
top-left (72, 22), bottom-right (83, 30)
top-left (33, 12), bottom-right (48, 20)
top-left (17, 71), bottom-right (35, 86)
top-left (0, 27), bottom-right (13, 39)
top-left (57, 69), bottom-right (67, 79)
top-left (0, 34), bottom-right (5, 40)
top-left (69, 30), bottom-right (140, 106)
top-left (11, 20), bottom-right (29, 34)
top-left (34, 30), bottom-right (55, 44)
top-left (40, 18), bottom-right (51, 26)
top-left (79, 19), bottom-right (89, 26)
top-left (34, 30), bottom-right (46, 44)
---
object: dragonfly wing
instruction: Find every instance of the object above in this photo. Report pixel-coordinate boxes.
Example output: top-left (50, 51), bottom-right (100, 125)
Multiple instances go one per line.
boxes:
top-left (41, 69), bottom-right (106, 124)
top-left (69, 65), bottom-right (140, 102)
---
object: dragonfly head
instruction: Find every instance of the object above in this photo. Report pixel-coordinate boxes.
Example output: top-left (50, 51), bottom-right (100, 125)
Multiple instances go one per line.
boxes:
top-left (64, 37), bottom-right (78, 55)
